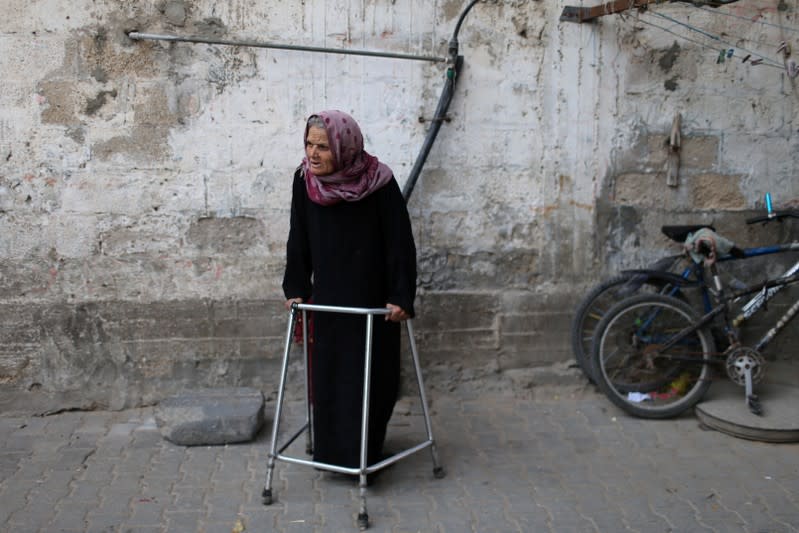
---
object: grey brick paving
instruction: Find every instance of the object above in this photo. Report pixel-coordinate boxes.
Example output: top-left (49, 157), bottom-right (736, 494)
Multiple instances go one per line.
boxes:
top-left (3, 390), bottom-right (799, 532)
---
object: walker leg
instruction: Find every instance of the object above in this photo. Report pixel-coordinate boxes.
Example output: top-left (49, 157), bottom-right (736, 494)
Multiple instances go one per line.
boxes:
top-left (302, 310), bottom-right (314, 455)
top-left (357, 315), bottom-right (374, 530)
top-left (262, 310), bottom-right (299, 506)
top-left (405, 321), bottom-right (445, 478)
top-left (357, 483), bottom-right (369, 530)
top-left (305, 434), bottom-right (314, 455)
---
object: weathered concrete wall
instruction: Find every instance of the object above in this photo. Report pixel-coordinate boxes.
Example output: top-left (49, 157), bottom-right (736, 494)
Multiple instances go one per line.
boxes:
top-left (1, 0), bottom-right (798, 408)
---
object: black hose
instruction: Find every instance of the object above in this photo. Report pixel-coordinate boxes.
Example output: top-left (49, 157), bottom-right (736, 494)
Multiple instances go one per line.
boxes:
top-left (401, 56), bottom-right (463, 200)
top-left (450, 0), bottom-right (483, 55)
top-left (401, 0), bottom-right (484, 201)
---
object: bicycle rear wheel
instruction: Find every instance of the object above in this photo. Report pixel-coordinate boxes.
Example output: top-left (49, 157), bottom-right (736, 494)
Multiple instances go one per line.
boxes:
top-left (591, 294), bottom-right (716, 419)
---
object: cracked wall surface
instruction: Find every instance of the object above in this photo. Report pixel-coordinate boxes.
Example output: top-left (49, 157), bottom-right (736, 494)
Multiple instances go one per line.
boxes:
top-left (1, 0), bottom-right (798, 407)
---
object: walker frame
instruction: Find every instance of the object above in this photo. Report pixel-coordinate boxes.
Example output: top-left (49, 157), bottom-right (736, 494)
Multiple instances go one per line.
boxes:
top-left (261, 302), bottom-right (445, 530)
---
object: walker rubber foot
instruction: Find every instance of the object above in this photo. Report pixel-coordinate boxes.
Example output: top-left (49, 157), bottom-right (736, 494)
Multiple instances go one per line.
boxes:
top-left (261, 488), bottom-right (272, 505)
top-left (357, 512), bottom-right (369, 530)
top-left (433, 466), bottom-right (446, 479)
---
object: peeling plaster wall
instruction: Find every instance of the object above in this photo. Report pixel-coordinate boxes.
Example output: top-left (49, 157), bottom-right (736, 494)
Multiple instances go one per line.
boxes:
top-left (1, 0), bottom-right (798, 407)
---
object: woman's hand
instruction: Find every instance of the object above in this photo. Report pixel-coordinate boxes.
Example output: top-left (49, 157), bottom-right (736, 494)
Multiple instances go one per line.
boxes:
top-left (385, 303), bottom-right (409, 322)
top-left (285, 297), bottom-right (304, 311)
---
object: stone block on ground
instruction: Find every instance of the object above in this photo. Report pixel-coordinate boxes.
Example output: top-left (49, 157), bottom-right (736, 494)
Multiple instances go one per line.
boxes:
top-left (154, 387), bottom-right (265, 446)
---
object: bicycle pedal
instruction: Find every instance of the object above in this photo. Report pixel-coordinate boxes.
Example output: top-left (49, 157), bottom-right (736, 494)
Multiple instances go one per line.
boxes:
top-left (747, 394), bottom-right (763, 416)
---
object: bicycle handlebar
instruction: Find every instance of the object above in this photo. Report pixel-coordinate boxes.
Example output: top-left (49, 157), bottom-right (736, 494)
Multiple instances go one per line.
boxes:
top-left (746, 210), bottom-right (799, 225)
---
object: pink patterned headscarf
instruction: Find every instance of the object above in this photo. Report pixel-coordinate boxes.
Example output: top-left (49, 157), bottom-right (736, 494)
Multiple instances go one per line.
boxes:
top-left (302, 110), bottom-right (394, 206)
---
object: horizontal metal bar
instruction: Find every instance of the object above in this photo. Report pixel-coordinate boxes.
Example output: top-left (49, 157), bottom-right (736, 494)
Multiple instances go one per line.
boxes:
top-left (276, 454), bottom-right (362, 475)
top-left (275, 423), bottom-right (309, 455)
top-left (128, 31), bottom-right (447, 63)
top-left (277, 440), bottom-right (432, 475)
top-left (370, 440), bottom-right (433, 470)
top-left (293, 303), bottom-right (390, 315)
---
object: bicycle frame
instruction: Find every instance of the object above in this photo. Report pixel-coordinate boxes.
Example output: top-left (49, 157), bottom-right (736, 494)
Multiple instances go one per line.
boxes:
top-left (649, 270), bottom-right (799, 359)
top-left (733, 254), bottom-right (799, 327)
top-left (624, 241), bottom-right (799, 324)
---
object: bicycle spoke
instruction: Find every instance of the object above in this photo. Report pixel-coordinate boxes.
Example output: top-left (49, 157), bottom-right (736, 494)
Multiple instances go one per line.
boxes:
top-left (592, 294), bottom-right (715, 418)
top-left (571, 274), bottom-right (685, 383)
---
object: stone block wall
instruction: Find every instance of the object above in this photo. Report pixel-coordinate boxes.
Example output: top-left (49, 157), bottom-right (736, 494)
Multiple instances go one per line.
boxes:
top-left (1, 0), bottom-right (798, 407)
top-left (0, 298), bottom-right (288, 409)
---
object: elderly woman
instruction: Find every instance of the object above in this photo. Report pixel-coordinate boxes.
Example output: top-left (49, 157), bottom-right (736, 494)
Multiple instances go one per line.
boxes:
top-left (282, 110), bottom-right (417, 470)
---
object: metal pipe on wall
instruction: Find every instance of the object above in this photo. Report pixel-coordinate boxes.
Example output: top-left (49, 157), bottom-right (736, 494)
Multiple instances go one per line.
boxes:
top-left (127, 32), bottom-right (447, 63)
top-left (129, 0), bottom-right (490, 203)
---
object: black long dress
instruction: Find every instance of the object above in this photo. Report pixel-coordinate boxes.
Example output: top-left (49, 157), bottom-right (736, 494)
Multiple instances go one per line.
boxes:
top-left (282, 168), bottom-right (417, 468)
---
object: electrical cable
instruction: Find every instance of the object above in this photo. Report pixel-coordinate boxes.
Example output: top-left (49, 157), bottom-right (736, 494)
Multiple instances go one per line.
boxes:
top-left (629, 14), bottom-right (723, 51)
top-left (641, 10), bottom-right (784, 68)
top-left (685, 1), bottom-right (799, 35)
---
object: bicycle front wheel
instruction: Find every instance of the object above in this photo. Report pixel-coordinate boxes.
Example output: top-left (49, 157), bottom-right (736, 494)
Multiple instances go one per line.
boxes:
top-left (591, 294), bottom-right (716, 419)
top-left (570, 273), bottom-right (682, 384)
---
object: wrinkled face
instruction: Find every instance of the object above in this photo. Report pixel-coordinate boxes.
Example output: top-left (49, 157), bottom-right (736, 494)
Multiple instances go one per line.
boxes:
top-left (305, 126), bottom-right (335, 176)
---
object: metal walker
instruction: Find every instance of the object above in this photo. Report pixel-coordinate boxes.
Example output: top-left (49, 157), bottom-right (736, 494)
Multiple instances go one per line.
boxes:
top-left (261, 302), bottom-right (445, 530)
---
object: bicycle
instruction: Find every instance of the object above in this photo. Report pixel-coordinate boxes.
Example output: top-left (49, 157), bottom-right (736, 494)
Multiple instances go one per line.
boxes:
top-left (589, 215), bottom-right (799, 419)
top-left (571, 200), bottom-right (799, 384)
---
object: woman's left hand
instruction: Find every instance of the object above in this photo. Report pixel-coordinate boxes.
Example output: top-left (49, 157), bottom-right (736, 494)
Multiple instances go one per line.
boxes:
top-left (385, 303), bottom-right (409, 322)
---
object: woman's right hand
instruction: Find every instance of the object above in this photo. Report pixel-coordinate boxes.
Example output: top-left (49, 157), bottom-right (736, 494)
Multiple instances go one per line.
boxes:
top-left (285, 297), bottom-right (304, 311)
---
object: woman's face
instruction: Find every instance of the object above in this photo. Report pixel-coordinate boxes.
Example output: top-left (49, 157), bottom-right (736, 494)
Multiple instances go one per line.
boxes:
top-left (305, 126), bottom-right (335, 176)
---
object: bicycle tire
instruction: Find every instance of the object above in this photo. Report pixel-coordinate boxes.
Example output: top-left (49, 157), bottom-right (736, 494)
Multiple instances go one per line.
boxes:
top-left (570, 273), bottom-right (679, 383)
top-left (590, 293), bottom-right (716, 419)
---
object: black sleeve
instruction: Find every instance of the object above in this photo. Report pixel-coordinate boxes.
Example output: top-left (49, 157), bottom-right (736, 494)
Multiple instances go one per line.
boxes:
top-left (282, 169), bottom-right (313, 300)
top-left (379, 178), bottom-right (417, 317)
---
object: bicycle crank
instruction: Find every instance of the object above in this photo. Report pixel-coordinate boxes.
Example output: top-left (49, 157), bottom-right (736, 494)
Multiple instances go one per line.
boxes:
top-left (725, 347), bottom-right (766, 416)
top-left (725, 347), bottom-right (765, 386)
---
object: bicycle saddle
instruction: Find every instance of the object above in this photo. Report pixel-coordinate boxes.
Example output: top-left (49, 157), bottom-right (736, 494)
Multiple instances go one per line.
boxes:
top-left (661, 225), bottom-right (716, 243)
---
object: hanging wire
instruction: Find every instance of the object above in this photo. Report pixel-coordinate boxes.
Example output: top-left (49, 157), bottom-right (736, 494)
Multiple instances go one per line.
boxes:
top-left (676, 1), bottom-right (792, 50)
top-left (648, 10), bottom-right (725, 41)
top-left (685, 13), bottom-right (785, 50)
top-left (685, 1), bottom-right (799, 35)
top-left (641, 9), bottom-right (784, 68)
top-left (629, 13), bottom-right (721, 51)
top-left (687, 0), bottom-right (770, 8)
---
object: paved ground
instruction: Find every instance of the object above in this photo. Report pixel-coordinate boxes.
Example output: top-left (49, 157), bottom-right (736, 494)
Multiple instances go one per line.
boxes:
top-left (2, 382), bottom-right (799, 533)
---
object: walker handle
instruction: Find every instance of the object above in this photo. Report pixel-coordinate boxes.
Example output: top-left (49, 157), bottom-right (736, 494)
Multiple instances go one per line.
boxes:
top-left (291, 303), bottom-right (391, 316)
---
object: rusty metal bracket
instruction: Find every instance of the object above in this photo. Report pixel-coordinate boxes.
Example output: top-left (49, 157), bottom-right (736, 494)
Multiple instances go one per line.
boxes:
top-left (560, 0), bottom-right (739, 23)
top-left (418, 115), bottom-right (452, 124)
top-left (560, 0), bottom-right (654, 23)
